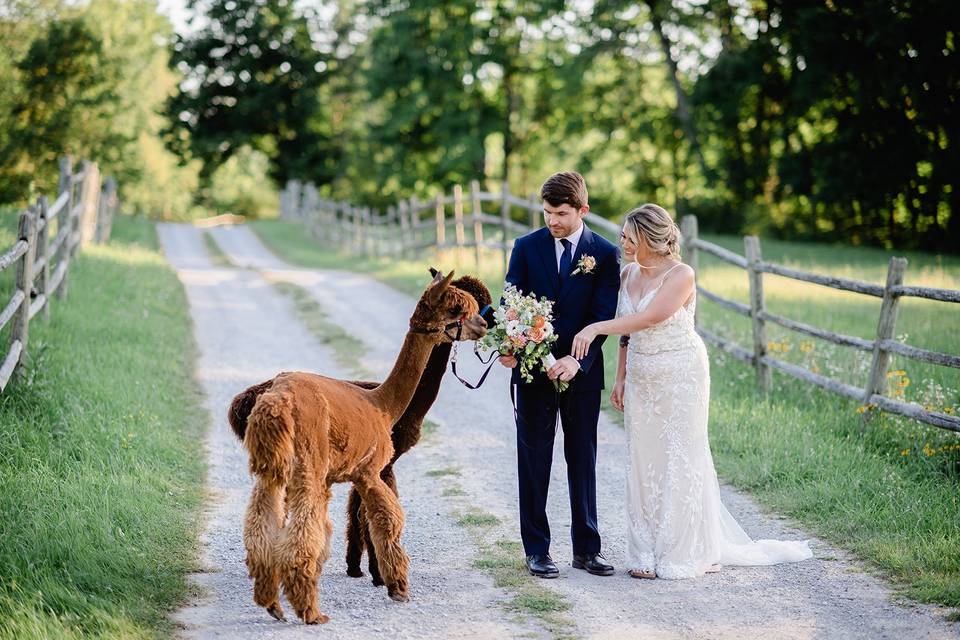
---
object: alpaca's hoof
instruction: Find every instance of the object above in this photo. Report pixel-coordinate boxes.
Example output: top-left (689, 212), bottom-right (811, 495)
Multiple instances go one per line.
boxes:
top-left (346, 566), bottom-right (364, 578)
top-left (387, 587), bottom-right (409, 603)
top-left (266, 604), bottom-right (285, 622)
top-left (371, 575), bottom-right (385, 587)
top-left (302, 608), bottom-right (330, 625)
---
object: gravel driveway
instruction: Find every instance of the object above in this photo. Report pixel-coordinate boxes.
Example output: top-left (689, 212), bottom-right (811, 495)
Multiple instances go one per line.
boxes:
top-left (161, 222), bottom-right (958, 640)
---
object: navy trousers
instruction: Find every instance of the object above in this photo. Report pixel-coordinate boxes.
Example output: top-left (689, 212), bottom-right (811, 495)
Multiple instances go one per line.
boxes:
top-left (515, 383), bottom-right (602, 557)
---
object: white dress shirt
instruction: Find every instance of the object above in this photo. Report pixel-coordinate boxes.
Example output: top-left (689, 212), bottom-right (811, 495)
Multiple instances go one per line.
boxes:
top-left (554, 223), bottom-right (585, 271)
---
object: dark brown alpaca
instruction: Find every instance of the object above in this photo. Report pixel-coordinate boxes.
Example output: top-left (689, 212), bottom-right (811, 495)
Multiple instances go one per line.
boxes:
top-left (230, 271), bottom-right (486, 624)
top-left (229, 274), bottom-right (493, 588)
top-left (344, 274), bottom-right (492, 585)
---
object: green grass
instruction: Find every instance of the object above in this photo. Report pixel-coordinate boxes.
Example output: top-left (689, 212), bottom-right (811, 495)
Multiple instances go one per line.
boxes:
top-left (0, 214), bottom-right (206, 639)
top-left (250, 217), bottom-right (960, 614)
top-left (200, 230), bottom-right (234, 268)
top-left (268, 281), bottom-right (370, 379)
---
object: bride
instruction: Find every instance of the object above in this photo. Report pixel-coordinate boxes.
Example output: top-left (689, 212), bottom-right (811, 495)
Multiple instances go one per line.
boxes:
top-left (571, 204), bottom-right (812, 579)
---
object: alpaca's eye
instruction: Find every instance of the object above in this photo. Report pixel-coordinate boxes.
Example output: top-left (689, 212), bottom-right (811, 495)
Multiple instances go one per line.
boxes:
top-left (448, 305), bottom-right (462, 318)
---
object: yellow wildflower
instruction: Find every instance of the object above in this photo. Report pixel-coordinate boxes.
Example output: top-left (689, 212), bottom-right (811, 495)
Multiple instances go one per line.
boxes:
top-left (900, 448), bottom-right (910, 456)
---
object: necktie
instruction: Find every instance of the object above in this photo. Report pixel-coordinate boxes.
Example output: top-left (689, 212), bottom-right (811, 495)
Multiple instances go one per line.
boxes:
top-left (559, 238), bottom-right (572, 284)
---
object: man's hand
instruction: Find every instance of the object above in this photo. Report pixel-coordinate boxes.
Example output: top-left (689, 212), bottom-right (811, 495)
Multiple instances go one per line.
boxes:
top-left (499, 354), bottom-right (518, 368)
top-left (547, 356), bottom-right (580, 382)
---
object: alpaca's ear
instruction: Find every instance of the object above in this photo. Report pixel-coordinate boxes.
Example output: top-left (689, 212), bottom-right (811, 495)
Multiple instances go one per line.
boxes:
top-left (428, 270), bottom-right (455, 301)
top-left (428, 267), bottom-right (440, 278)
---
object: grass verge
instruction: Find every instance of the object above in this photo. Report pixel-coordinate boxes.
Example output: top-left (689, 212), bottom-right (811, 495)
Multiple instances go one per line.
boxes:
top-left (250, 217), bottom-right (960, 615)
top-left (267, 281), bottom-right (370, 379)
top-left (0, 214), bottom-right (206, 639)
top-left (433, 470), bottom-right (575, 638)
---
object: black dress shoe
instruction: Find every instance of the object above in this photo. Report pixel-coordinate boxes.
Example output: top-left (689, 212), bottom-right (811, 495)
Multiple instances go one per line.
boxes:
top-left (525, 554), bottom-right (560, 578)
top-left (572, 552), bottom-right (615, 576)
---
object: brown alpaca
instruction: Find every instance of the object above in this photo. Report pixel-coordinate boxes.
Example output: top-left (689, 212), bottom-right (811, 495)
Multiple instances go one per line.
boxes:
top-left (229, 274), bottom-right (492, 588)
top-left (233, 271), bottom-right (486, 624)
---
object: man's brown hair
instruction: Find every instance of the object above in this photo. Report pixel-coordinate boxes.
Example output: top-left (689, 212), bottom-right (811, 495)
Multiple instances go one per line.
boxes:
top-left (540, 171), bottom-right (588, 210)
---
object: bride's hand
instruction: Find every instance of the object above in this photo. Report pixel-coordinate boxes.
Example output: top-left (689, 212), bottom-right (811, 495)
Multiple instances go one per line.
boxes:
top-left (572, 324), bottom-right (598, 360)
top-left (610, 379), bottom-right (625, 412)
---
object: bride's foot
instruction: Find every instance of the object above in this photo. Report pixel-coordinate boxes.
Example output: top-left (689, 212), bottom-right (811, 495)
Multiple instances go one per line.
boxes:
top-left (628, 568), bottom-right (656, 580)
top-left (705, 564), bottom-right (722, 574)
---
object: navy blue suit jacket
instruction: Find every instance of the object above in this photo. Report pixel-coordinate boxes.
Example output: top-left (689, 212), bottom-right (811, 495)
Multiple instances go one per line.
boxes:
top-left (504, 224), bottom-right (620, 393)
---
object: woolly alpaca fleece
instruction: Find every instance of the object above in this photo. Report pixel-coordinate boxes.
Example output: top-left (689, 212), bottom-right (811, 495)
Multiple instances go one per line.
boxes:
top-left (232, 271), bottom-right (486, 624)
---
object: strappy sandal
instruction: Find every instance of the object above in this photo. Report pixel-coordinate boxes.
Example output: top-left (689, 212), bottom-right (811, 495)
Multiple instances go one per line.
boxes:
top-left (628, 568), bottom-right (656, 579)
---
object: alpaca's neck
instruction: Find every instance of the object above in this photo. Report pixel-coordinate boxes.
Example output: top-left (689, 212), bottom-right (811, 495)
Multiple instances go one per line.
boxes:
top-left (394, 342), bottom-right (452, 430)
top-left (367, 331), bottom-right (437, 420)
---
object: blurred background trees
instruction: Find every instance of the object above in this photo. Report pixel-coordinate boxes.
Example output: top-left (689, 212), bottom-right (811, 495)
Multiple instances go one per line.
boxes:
top-left (1, 0), bottom-right (956, 249)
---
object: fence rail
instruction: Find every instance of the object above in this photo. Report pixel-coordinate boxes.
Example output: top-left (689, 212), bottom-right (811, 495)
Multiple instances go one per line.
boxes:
top-left (0, 157), bottom-right (118, 392)
top-left (681, 217), bottom-right (960, 433)
top-left (279, 180), bottom-right (959, 432)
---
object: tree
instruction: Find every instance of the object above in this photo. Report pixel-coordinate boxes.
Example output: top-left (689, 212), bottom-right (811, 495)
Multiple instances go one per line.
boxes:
top-left (166, 0), bottom-right (331, 186)
top-left (0, 17), bottom-right (120, 203)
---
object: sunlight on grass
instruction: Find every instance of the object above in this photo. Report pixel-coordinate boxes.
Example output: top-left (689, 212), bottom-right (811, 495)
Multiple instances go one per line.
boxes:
top-left (0, 215), bottom-right (206, 639)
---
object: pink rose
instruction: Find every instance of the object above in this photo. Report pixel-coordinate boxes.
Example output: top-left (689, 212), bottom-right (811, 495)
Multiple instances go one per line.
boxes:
top-left (505, 309), bottom-right (519, 321)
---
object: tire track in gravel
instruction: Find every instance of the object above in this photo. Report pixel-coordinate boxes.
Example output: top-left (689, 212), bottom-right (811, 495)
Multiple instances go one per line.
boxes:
top-left (180, 222), bottom-right (958, 640)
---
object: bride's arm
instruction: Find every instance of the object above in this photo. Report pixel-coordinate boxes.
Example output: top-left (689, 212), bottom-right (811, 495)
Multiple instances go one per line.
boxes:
top-left (572, 266), bottom-right (695, 359)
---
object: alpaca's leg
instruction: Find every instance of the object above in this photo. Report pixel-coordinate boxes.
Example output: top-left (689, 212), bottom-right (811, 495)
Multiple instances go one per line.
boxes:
top-left (279, 464), bottom-right (331, 624)
top-left (243, 478), bottom-right (286, 621)
top-left (366, 465), bottom-right (398, 587)
top-left (345, 486), bottom-right (366, 577)
top-left (357, 475), bottom-right (410, 602)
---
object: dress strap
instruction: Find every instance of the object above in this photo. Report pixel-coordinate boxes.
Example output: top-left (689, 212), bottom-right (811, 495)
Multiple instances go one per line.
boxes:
top-left (655, 263), bottom-right (684, 290)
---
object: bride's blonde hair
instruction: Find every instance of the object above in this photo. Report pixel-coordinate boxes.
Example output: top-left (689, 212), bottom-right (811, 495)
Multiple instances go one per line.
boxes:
top-left (623, 203), bottom-right (682, 261)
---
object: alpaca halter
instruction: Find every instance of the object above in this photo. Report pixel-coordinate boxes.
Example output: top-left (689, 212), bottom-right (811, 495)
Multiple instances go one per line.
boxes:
top-left (409, 318), bottom-right (465, 341)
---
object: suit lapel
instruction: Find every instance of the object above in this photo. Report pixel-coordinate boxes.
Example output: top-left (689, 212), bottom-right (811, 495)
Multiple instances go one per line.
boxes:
top-left (534, 228), bottom-right (560, 300)
top-left (557, 224), bottom-right (595, 305)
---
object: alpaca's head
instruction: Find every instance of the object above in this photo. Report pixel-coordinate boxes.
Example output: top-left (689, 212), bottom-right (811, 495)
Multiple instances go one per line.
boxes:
top-left (431, 268), bottom-right (493, 318)
top-left (410, 270), bottom-right (487, 341)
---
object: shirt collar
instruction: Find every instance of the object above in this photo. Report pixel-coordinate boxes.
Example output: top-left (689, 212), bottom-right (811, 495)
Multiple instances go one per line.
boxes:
top-left (555, 223), bottom-right (584, 250)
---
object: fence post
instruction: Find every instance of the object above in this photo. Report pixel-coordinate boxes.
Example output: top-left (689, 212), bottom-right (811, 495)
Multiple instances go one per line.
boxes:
top-left (454, 184), bottom-right (465, 264)
top-left (500, 181), bottom-right (511, 271)
top-left (95, 177), bottom-right (117, 243)
top-left (529, 191), bottom-right (540, 229)
top-left (56, 156), bottom-right (72, 300)
top-left (744, 235), bottom-right (771, 393)
top-left (681, 215), bottom-right (699, 328)
top-left (406, 197), bottom-right (417, 256)
top-left (435, 194), bottom-right (445, 247)
top-left (78, 160), bottom-right (101, 247)
top-left (471, 180), bottom-right (483, 269)
top-left (36, 196), bottom-right (50, 320)
top-left (11, 208), bottom-right (37, 378)
top-left (863, 257), bottom-right (908, 414)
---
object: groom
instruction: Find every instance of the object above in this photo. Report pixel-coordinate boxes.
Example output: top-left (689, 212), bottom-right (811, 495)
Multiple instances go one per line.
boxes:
top-left (499, 171), bottom-right (620, 578)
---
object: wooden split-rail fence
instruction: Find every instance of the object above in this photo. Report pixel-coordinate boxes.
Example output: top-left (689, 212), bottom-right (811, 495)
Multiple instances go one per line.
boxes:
top-left (280, 180), bottom-right (959, 432)
top-left (0, 157), bottom-right (118, 392)
top-left (680, 216), bottom-right (960, 433)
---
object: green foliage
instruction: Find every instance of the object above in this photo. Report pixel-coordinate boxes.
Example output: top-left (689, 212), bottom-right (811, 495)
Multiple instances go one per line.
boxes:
top-left (0, 17), bottom-right (117, 203)
top-left (166, 0), bottom-right (333, 186)
top-left (0, 0), bottom-right (202, 219)
top-left (0, 216), bottom-right (206, 638)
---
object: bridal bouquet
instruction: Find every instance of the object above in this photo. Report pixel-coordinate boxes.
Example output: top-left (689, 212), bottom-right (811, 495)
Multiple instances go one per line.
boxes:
top-left (479, 284), bottom-right (568, 392)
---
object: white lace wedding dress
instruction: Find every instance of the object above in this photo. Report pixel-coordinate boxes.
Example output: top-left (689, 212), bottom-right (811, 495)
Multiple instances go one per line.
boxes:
top-left (619, 263), bottom-right (812, 579)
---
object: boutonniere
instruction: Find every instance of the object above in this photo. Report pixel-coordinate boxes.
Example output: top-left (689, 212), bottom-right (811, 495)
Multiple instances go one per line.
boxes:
top-left (571, 254), bottom-right (596, 276)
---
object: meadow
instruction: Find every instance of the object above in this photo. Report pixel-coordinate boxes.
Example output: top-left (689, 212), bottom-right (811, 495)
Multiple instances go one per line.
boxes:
top-left (251, 218), bottom-right (960, 614)
top-left (0, 211), bottom-right (206, 639)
